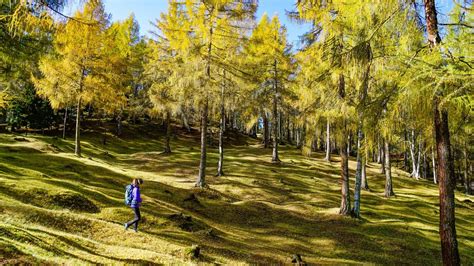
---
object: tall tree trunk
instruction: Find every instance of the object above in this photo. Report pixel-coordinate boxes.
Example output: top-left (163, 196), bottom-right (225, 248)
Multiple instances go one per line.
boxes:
top-left (384, 140), bottom-right (395, 197)
top-left (164, 111), bottom-right (172, 154)
top-left (196, 25), bottom-right (213, 188)
top-left (425, 3), bottom-right (458, 258)
top-left (434, 98), bottom-right (460, 265)
top-left (432, 147), bottom-right (437, 184)
top-left (325, 120), bottom-right (331, 161)
top-left (296, 127), bottom-right (301, 148)
top-left (409, 130), bottom-right (421, 179)
top-left (464, 144), bottom-right (471, 195)
top-left (376, 138), bottom-right (382, 163)
top-left (404, 130), bottom-right (409, 171)
top-left (338, 74), bottom-right (351, 215)
top-left (339, 130), bottom-right (351, 215)
top-left (62, 107), bottom-right (68, 139)
top-left (361, 156), bottom-right (369, 191)
top-left (423, 146), bottom-right (428, 179)
top-left (217, 78), bottom-right (225, 177)
top-left (75, 98), bottom-right (82, 157)
top-left (352, 125), bottom-right (363, 218)
top-left (263, 113), bottom-right (270, 148)
top-left (286, 113), bottom-right (291, 144)
top-left (272, 60), bottom-right (280, 163)
top-left (381, 139), bottom-right (386, 175)
top-left (196, 100), bottom-right (208, 188)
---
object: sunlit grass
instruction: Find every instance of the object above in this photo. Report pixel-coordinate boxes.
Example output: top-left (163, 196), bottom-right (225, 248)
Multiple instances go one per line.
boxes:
top-left (0, 124), bottom-right (472, 264)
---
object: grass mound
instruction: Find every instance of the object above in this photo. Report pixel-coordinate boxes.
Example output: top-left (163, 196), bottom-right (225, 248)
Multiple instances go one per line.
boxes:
top-left (1, 186), bottom-right (99, 213)
top-left (51, 192), bottom-right (100, 213)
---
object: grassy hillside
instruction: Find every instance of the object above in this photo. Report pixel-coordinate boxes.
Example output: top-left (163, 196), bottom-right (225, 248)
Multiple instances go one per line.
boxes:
top-left (0, 123), bottom-right (473, 264)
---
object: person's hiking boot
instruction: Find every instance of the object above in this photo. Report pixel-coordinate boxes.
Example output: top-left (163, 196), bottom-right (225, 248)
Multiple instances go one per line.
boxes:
top-left (124, 223), bottom-right (129, 230)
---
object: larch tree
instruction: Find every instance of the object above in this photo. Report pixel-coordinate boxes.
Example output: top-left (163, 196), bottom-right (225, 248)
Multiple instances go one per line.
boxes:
top-left (246, 14), bottom-right (293, 163)
top-left (158, 0), bottom-right (256, 187)
top-left (404, 0), bottom-right (473, 263)
top-left (33, 0), bottom-right (111, 157)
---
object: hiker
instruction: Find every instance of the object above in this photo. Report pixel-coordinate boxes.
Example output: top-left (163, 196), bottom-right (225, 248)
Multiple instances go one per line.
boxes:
top-left (124, 178), bottom-right (143, 232)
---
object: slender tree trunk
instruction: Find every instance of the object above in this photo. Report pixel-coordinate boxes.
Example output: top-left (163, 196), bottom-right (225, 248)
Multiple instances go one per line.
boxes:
top-left (376, 138), bottom-right (382, 163)
top-left (263, 113), bottom-right (270, 148)
top-left (217, 78), bottom-right (225, 177)
top-left (296, 127), bottom-right (301, 148)
top-left (432, 147), bottom-right (437, 184)
top-left (423, 146), bottom-right (428, 179)
top-left (196, 100), bottom-right (208, 188)
top-left (325, 120), bottom-right (331, 161)
top-left (164, 111), bottom-right (172, 154)
top-left (62, 107), bottom-right (68, 139)
top-left (361, 156), bottom-right (369, 191)
top-left (279, 111), bottom-right (283, 144)
top-left (464, 145), bottom-right (471, 195)
top-left (352, 125), bottom-right (363, 218)
top-left (196, 25), bottom-right (213, 188)
top-left (287, 113), bottom-right (291, 144)
top-left (347, 133), bottom-right (352, 155)
top-left (381, 140), bottom-right (386, 174)
top-left (75, 98), bottom-right (82, 157)
top-left (339, 131), bottom-right (351, 215)
top-left (384, 140), bottom-right (395, 197)
top-left (272, 60), bottom-right (280, 163)
top-left (338, 74), bottom-right (351, 215)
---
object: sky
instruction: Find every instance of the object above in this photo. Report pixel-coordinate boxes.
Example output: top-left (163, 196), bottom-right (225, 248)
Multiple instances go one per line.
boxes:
top-left (70, 0), bottom-right (312, 48)
top-left (63, 0), bottom-right (456, 47)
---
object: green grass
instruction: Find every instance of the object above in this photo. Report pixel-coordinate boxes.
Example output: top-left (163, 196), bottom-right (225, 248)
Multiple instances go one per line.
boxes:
top-left (0, 123), bottom-right (473, 264)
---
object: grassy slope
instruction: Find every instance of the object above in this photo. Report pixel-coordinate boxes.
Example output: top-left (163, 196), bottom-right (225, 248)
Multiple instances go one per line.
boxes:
top-left (0, 123), bottom-right (472, 265)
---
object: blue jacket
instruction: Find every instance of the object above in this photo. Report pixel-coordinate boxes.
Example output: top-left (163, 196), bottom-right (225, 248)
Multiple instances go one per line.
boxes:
top-left (130, 186), bottom-right (142, 208)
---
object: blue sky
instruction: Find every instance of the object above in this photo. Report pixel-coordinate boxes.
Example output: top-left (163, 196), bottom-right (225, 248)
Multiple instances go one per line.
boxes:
top-left (64, 0), bottom-right (456, 47)
top-left (97, 0), bottom-right (311, 48)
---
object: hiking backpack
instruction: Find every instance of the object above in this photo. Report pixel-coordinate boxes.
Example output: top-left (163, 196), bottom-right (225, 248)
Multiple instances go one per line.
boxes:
top-left (124, 184), bottom-right (134, 206)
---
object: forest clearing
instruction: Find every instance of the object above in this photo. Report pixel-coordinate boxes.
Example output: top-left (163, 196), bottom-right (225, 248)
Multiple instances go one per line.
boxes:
top-left (0, 0), bottom-right (473, 265)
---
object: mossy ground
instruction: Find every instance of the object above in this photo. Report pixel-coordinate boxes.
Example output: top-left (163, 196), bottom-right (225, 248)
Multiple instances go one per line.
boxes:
top-left (0, 123), bottom-right (472, 264)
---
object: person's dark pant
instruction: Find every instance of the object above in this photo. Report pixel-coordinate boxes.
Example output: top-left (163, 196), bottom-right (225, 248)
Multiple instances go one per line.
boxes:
top-left (126, 207), bottom-right (141, 231)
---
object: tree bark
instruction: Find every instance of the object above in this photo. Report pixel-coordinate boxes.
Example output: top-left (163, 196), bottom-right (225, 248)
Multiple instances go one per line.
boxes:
top-left (196, 100), bottom-right (208, 188)
top-left (432, 147), bottom-right (437, 184)
top-left (325, 120), bottom-right (331, 161)
top-left (272, 60), bottom-right (280, 163)
top-left (338, 74), bottom-right (351, 215)
top-left (196, 24), bottom-right (213, 188)
top-left (381, 140), bottom-right (386, 174)
top-left (286, 112), bottom-right (291, 144)
top-left (464, 144), bottom-right (471, 195)
top-left (62, 107), bottom-right (68, 139)
top-left (434, 98), bottom-right (460, 265)
top-left (409, 130), bottom-right (420, 179)
top-left (217, 77), bottom-right (225, 177)
top-left (75, 98), bottom-right (82, 157)
top-left (423, 2), bottom-right (460, 257)
top-left (361, 156), bottom-right (369, 191)
top-left (164, 111), bottom-right (172, 154)
top-left (384, 140), bottom-right (395, 197)
top-left (339, 131), bottom-right (351, 216)
top-left (263, 113), bottom-right (270, 148)
top-left (352, 125), bottom-right (363, 218)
